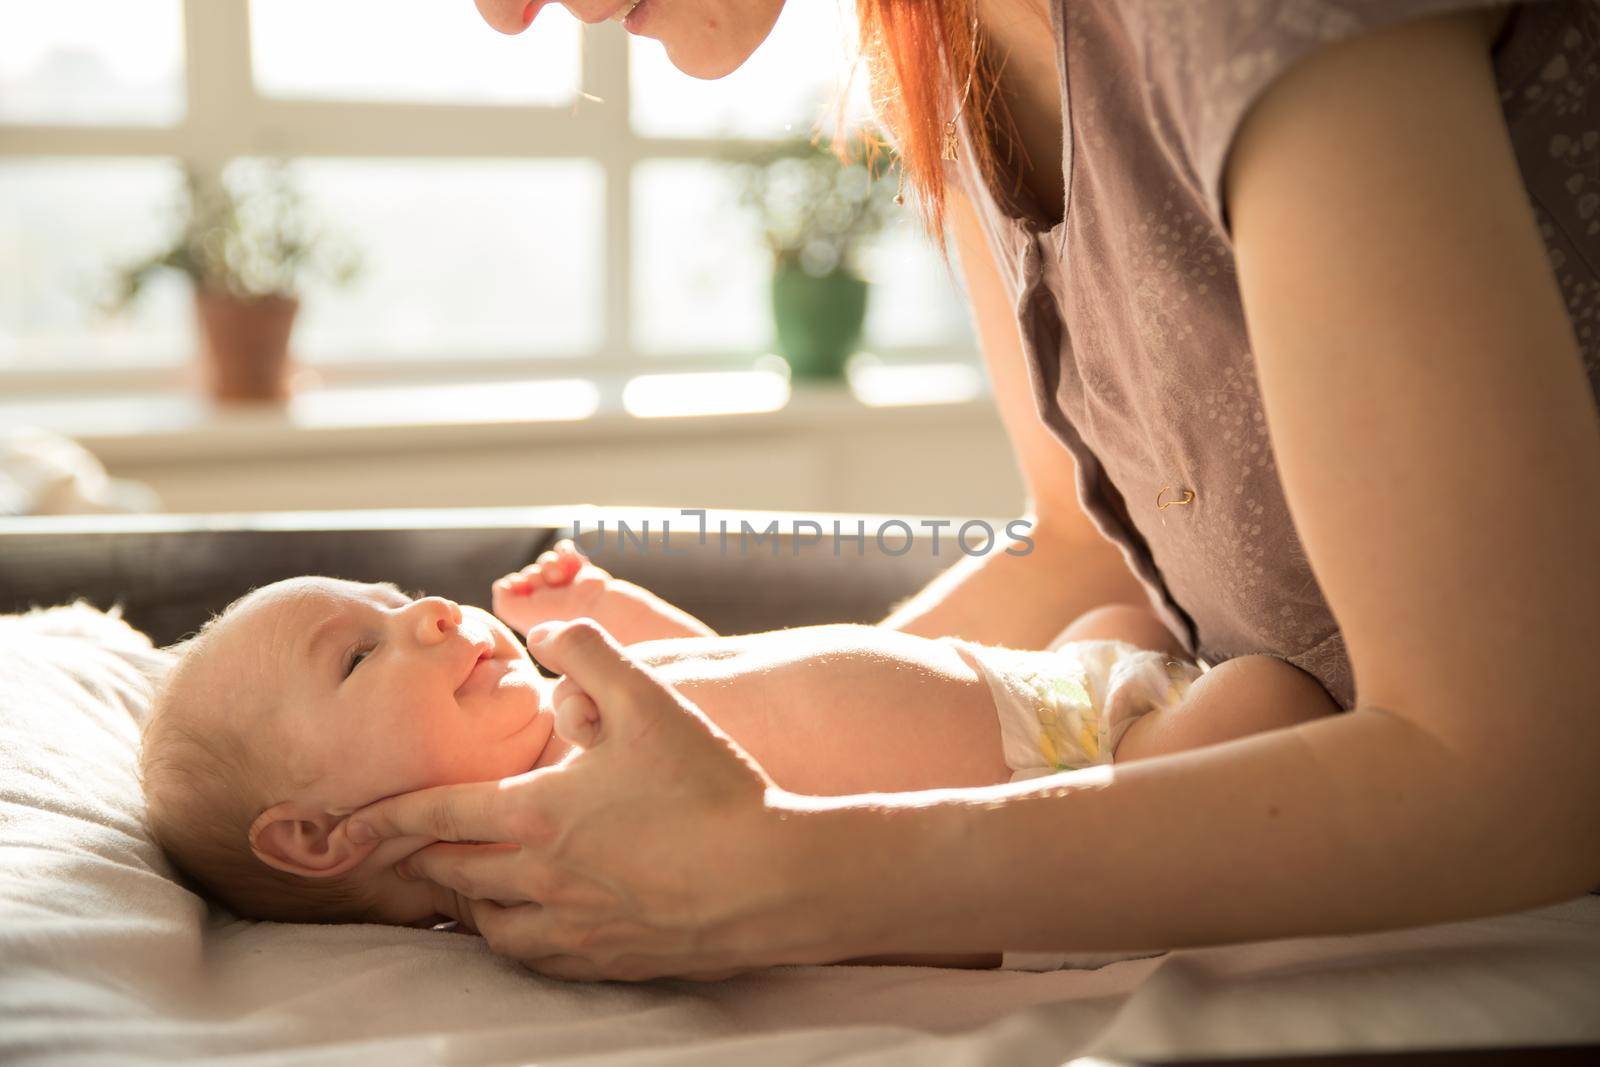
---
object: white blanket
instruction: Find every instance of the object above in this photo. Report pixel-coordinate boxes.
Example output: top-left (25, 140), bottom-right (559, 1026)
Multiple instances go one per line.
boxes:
top-left (3, 604), bottom-right (1598, 1066)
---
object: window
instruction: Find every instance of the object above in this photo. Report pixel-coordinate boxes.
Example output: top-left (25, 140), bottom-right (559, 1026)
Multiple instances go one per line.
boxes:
top-left (0, 0), bottom-right (186, 126)
top-left (279, 159), bottom-right (604, 361)
top-left (0, 158), bottom-right (191, 366)
top-left (0, 0), bottom-right (975, 388)
top-left (251, 0), bottom-right (581, 106)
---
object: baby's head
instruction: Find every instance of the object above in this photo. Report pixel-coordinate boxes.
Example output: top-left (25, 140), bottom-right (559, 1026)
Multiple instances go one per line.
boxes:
top-left (139, 576), bottom-right (558, 925)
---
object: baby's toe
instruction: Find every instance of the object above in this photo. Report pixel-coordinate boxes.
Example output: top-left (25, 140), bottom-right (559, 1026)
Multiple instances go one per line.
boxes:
top-left (503, 566), bottom-right (540, 593)
top-left (524, 551), bottom-right (581, 588)
top-left (553, 540), bottom-right (590, 573)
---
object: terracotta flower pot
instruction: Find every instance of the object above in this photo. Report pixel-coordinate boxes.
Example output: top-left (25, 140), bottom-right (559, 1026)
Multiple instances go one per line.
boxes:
top-left (193, 289), bottom-right (301, 404)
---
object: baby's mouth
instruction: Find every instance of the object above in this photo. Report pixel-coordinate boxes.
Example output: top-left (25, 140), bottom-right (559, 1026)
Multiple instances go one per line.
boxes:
top-left (455, 640), bottom-right (497, 695)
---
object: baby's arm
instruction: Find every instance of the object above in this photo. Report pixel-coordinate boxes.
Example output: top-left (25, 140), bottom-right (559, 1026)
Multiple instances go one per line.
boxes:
top-left (493, 540), bottom-right (716, 645)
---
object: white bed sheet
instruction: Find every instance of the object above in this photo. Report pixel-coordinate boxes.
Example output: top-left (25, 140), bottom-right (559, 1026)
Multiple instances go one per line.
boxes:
top-left (4, 604), bottom-right (1599, 1066)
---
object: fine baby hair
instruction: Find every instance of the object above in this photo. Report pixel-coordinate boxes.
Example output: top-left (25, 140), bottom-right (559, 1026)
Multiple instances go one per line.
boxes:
top-left (139, 589), bottom-right (378, 924)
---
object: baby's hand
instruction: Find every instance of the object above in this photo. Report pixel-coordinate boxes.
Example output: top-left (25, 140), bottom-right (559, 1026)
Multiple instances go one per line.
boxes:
top-left (493, 540), bottom-right (611, 637)
top-left (493, 538), bottom-right (717, 645)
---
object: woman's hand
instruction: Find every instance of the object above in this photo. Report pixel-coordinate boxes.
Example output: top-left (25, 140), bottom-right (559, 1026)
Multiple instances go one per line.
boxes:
top-left (347, 619), bottom-right (796, 982)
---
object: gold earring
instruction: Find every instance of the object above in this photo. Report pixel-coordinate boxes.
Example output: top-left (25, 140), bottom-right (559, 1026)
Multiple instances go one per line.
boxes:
top-left (942, 13), bottom-right (980, 163)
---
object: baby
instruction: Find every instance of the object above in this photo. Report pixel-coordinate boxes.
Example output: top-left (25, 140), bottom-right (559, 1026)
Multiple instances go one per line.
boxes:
top-left (139, 540), bottom-right (1340, 958)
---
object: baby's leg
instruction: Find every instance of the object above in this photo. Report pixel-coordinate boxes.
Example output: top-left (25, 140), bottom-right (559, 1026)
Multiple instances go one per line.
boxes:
top-left (1046, 602), bottom-right (1340, 760)
top-left (1053, 602), bottom-right (1189, 660)
top-left (1115, 653), bottom-right (1340, 762)
top-left (492, 540), bottom-right (716, 645)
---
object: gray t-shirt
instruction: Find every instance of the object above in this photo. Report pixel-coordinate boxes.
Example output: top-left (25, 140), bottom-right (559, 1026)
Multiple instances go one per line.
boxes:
top-left (950, 0), bottom-right (1600, 709)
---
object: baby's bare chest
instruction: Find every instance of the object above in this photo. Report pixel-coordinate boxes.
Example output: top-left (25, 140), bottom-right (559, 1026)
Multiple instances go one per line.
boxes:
top-left (643, 627), bottom-right (1007, 794)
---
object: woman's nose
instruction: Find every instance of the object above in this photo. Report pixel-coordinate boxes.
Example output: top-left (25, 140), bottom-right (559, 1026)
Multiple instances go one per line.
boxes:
top-left (474, 0), bottom-right (540, 33)
top-left (411, 597), bottom-right (463, 645)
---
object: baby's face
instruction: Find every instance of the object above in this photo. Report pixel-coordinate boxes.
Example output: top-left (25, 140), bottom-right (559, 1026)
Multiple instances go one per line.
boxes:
top-left (222, 577), bottom-right (556, 812)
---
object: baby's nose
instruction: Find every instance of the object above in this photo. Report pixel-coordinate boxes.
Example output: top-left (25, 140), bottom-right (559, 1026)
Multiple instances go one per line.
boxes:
top-left (414, 597), bottom-right (463, 643)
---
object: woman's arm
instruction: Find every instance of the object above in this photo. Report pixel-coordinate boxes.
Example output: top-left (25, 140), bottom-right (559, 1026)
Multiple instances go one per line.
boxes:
top-left (767, 9), bottom-right (1600, 962)
top-left (357, 17), bottom-right (1594, 979)
top-left (882, 189), bottom-right (1150, 649)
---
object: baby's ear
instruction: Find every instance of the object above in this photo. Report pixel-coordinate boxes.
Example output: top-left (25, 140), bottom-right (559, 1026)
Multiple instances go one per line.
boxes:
top-left (249, 803), bottom-right (374, 878)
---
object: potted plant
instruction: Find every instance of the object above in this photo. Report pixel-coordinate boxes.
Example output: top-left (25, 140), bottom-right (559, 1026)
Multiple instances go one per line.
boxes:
top-left (735, 136), bottom-right (901, 380)
top-left (109, 161), bottom-right (359, 404)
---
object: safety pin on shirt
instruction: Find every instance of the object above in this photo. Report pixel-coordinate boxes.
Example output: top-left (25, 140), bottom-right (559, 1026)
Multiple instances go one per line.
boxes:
top-left (1155, 485), bottom-right (1195, 509)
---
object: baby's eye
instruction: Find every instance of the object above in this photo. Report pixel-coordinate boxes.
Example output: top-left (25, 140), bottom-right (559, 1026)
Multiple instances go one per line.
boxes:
top-left (345, 642), bottom-right (375, 677)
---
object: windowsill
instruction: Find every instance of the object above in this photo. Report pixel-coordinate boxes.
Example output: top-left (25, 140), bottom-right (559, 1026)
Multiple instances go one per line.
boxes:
top-left (0, 365), bottom-right (996, 466)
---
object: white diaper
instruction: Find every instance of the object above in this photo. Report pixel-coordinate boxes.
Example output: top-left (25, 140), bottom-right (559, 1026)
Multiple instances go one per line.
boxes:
top-left (955, 638), bottom-right (1203, 972)
top-left (960, 638), bottom-right (1202, 783)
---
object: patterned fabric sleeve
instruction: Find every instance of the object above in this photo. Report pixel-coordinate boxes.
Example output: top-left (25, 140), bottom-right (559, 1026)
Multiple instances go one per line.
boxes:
top-left (1124, 0), bottom-right (1540, 237)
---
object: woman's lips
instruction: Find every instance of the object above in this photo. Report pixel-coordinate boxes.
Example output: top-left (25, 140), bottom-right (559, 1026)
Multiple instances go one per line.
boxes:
top-left (621, 0), bottom-right (652, 33)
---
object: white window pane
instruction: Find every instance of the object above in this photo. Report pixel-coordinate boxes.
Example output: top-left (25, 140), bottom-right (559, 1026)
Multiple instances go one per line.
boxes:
top-left (632, 160), bottom-right (771, 354)
top-left (630, 0), bottom-right (871, 139)
top-left (633, 159), bottom-right (974, 358)
top-left (251, 0), bottom-right (580, 106)
top-left (0, 159), bottom-right (192, 368)
top-left (0, 0), bottom-right (184, 125)
top-left (256, 159), bottom-right (602, 361)
top-left (859, 215), bottom-right (977, 350)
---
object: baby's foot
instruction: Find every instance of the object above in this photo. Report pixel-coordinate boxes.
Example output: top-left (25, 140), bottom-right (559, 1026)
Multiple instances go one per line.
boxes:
top-left (492, 540), bottom-right (715, 646)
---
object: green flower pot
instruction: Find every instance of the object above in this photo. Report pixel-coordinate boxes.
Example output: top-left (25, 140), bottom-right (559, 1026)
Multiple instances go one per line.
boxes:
top-left (771, 264), bottom-right (869, 380)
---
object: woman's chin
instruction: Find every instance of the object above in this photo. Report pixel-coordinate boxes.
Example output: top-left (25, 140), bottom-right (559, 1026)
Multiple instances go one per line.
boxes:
top-left (665, 42), bottom-right (750, 80)
top-left (660, 7), bottom-right (782, 81)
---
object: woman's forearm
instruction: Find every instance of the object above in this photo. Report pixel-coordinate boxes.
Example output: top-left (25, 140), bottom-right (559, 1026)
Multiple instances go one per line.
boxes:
top-left (768, 706), bottom-right (1599, 963)
top-left (881, 518), bottom-right (1149, 649)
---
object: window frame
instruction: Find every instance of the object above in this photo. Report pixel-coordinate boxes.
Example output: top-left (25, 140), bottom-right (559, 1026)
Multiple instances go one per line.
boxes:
top-left (0, 0), bottom-right (970, 397)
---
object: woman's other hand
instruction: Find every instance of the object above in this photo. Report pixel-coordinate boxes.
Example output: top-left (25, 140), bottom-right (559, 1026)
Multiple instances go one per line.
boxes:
top-left (346, 619), bottom-right (795, 982)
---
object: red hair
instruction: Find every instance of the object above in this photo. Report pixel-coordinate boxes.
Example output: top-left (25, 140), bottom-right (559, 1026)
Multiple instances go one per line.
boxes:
top-left (841, 0), bottom-right (1021, 252)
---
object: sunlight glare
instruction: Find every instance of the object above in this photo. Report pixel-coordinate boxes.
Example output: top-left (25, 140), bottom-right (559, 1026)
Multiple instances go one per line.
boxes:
top-left (622, 370), bottom-right (790, 418)
top-left (849, 359), bottom-right (984, 407)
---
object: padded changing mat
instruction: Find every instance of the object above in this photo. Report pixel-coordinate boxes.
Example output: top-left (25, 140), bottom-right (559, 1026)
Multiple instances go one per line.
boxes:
top-left (4, 604), bottom-right (1599, 1066)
